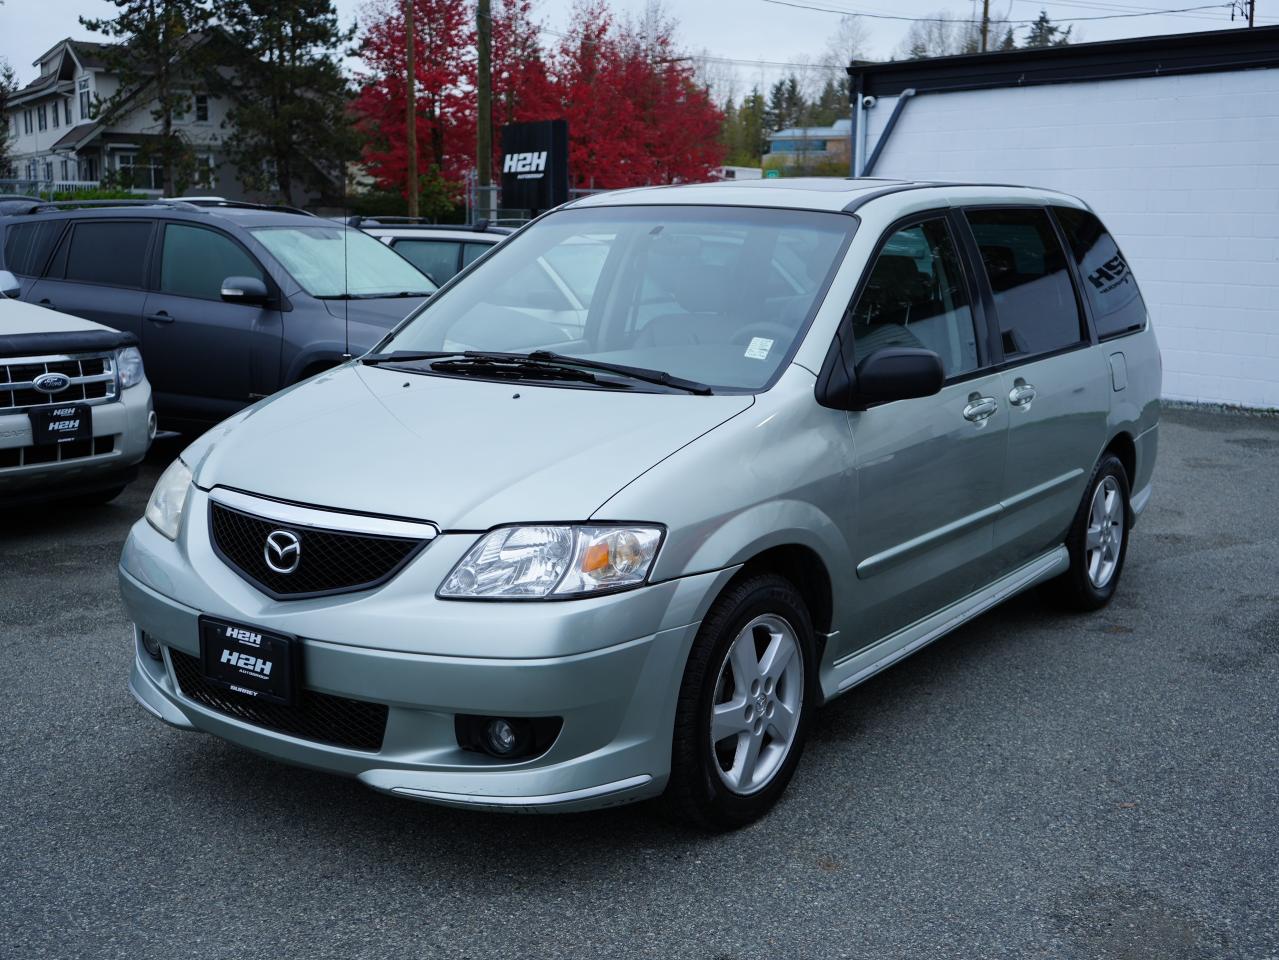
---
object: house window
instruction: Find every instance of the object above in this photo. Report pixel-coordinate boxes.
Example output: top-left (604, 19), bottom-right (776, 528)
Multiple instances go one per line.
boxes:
top-left (37, 105), bottom-right (47, 131)
top-left (64, 99), bottom-right (72, 126)
top-left (60, 159), bottom-right (69, 181)
top-left (195, 154), bottom-right (215, 189)
top-left (43, 161), bottom-right (53, 182)
top-left (52, 102), bottom-right (59, 128)
top-left (24, 110), bottom-right (32, 134)
top-left (79, 156), bottom-right (98, 181)
top-left (195, 94), bottom-right (209, 123)
top-left (116, 152), bottom-right (163, 190)
top-left (78, 78), bottom-right (92, 120)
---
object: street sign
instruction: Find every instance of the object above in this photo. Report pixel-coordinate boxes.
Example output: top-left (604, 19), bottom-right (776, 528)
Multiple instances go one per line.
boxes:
top-left (765, 169), bottom-right (780, 178)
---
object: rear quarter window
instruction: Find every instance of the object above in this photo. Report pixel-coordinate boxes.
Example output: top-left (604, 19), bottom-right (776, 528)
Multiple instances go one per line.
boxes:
top-left (61, 221), bottom-right (153, 288)
top-left (1052, 206), bottom-right (1147, 340)
top-left (3, 221), bottom-right (65, 277)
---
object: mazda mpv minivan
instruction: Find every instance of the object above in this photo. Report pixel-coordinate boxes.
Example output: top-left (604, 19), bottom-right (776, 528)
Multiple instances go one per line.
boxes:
top-left (120, 179), bottom-right (1160, 829)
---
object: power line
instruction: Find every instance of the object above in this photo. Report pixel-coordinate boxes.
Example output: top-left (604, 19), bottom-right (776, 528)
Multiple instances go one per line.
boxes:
top-left (758, 0), bottom-right (1236, 24)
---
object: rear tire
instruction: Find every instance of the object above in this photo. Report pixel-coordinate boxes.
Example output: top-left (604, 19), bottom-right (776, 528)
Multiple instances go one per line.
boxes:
top-left (663, 573), bottom-right (817, 830)
top-left (1052, 453), bottom-right (1130, 611)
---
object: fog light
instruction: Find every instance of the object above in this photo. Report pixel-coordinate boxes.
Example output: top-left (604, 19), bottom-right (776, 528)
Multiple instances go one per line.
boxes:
top-left (147, 410), bottom-right (158, 440)
top-left (140, 631), bottom-right (162, 660)
top-left (485, 718), bottom-right (520, 756)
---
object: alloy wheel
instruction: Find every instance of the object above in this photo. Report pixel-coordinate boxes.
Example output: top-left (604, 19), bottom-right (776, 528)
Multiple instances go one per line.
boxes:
top-left (1086, 475), bottom-right (1125, 588)
top-left (709, 613), bottom-right (804, 796)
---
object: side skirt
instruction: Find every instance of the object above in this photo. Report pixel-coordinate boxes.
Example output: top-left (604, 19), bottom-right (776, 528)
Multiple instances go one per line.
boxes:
top-left (826, 546), bottom-right (1069, 698)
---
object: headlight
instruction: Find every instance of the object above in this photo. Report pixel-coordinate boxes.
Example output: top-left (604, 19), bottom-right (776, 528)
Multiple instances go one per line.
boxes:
top-left (145, 458), bottom-right (192, 540)
top-left (116, 346), bottom-right (145, 389)
top-left (439, 525), bottom-right (663, 599)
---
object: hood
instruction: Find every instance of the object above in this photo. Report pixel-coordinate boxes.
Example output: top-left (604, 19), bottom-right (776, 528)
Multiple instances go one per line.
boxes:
top-left (321, 296), bottom-right (428, 330)
top-left (1, 297), bottom-right (113, 335)
top-left (194, 363), bottom-right (753, 529)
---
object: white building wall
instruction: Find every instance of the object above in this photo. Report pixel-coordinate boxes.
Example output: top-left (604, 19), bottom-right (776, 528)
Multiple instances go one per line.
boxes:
top-left (862, 67), bottom-right (1279, 410)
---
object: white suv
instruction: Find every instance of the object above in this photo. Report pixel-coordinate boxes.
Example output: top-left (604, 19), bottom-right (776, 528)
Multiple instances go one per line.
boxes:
top-left (357, 220), bottom-right (513, 286)
top-left (0, 269), bottom-right (155, 505)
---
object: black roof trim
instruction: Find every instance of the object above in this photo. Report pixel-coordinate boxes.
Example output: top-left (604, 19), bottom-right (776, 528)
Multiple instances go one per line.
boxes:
top-left (841, 182), bottom-right (935, 213)
top-left (849, 25), bottom-right (1279, 98)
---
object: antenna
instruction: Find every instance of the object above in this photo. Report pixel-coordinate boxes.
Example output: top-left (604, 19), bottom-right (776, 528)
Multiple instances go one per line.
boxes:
top-left (342, 167), bottom-right (352, 361)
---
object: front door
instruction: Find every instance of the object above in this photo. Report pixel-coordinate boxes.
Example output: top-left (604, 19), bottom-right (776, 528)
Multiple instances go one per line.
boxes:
top-left (841, 213), bottom-right (1009, 651)
top-left (142, 222), bottom-right (280, 423)
top-left (961, 206), bottom-right (1110, 574)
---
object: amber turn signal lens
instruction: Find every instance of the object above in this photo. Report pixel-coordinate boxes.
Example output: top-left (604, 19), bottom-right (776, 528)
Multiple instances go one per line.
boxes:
top-left (582, 541), bottom-right (611, 573)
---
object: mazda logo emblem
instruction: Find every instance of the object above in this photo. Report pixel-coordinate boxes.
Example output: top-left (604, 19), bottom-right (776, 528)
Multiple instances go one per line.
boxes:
top-left (33, 372), bottom-right (71, 395)
top-left (264, 529), bottom-right (301, 574)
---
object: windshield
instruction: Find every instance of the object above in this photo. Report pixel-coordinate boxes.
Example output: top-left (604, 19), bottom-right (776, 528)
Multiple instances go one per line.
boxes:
top-left (250, 225), bottom-right (437, 298)
top-left (380, 205), bottom-right (855, 391)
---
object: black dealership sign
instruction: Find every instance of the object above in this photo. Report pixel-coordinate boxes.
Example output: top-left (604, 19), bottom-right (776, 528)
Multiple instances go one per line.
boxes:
top-left (500, 119), bottom-right (569, 214)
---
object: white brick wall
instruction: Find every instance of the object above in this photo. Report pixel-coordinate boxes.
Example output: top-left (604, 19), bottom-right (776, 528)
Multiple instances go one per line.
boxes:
top-left (863, 67), bottom-right (1279, 409)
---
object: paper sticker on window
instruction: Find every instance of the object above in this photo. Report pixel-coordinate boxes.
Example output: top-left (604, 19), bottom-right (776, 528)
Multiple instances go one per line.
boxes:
top-left (744, 337), bottom-right (774, 360)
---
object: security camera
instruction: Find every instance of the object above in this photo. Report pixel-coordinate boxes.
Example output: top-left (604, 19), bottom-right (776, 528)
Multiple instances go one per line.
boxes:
top-left (861, 95), bottom-right (877, 109)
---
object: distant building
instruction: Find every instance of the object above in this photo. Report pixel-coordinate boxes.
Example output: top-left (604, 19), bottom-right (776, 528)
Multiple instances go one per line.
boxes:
top-left (764, 118), bottom-right (851, 174)
top-left (3, 37), bottom-right (235, 198)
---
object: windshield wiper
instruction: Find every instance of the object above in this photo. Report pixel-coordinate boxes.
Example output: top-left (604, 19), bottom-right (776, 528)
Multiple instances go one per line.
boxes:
top-left (361, 350), bottom-right (460, 365)
top-left (317, 291), bottom-right (434, 300)
top-left (524, 351), bottom-right (713, 395)
top-left (429, 355), bottom-right (601, 386)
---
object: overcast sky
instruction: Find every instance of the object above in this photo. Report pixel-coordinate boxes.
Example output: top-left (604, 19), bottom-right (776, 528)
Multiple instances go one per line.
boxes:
top-left (3, 0), bottom-right (1272, 92)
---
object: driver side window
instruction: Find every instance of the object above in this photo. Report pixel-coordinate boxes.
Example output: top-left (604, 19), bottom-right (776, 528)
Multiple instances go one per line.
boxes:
top-left (849, 218), bottom-right (978, 378)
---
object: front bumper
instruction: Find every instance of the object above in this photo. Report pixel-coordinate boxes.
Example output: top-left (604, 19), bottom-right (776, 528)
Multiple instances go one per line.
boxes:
top-left (120, 504), bottom-right (734, 812)
top-left (0, 382), bottom-right (153, 500)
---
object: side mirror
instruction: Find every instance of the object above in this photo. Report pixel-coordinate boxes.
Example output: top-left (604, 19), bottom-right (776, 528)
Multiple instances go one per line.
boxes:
top-left (851, 347), bottom-right (945, 408)
top-left (0, 270), bottom-right (20, 299)
top-left (220, 275), bottom-right (270, 305)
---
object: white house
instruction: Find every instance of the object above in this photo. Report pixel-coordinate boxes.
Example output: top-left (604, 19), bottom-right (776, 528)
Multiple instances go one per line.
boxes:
top-left (848, 26), bottom-right (1279, 410)
top-left (4, 37), bottom-right (235, 198)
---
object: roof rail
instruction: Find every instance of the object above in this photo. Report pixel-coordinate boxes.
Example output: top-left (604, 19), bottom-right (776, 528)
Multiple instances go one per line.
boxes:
top-left (177, 198), bottom-right (316, 217)
top-left (353, 218), bottom-right (512, 233)
top-left (29, 198), bottom-right (202, 213)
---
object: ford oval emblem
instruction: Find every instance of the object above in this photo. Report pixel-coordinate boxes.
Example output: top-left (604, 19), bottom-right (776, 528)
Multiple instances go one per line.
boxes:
top-left (33, 372), bottom-right (72, 394)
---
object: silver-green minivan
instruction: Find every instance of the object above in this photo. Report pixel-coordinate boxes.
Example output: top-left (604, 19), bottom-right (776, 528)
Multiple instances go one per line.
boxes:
top-left (121, 179), bottom-right (1159, 829)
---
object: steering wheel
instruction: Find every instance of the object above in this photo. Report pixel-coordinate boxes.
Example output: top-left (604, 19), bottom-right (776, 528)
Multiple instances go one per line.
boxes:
top-left (731, 321), bottom-right (794, 346)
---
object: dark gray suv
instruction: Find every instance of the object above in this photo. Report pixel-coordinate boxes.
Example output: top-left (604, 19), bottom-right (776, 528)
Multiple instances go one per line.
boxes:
top-left (0, 201), bottom-right (436, 428)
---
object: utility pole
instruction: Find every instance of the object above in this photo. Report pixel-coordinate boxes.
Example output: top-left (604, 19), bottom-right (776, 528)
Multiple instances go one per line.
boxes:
top-left (1250, 0), bottom-right (1255, 28)
top-left (405, 0), bottom-right (419, 218)
top-left (980, 0), bottom-right (991, 52)
top-left (476, 0), bottom-right (492, 222)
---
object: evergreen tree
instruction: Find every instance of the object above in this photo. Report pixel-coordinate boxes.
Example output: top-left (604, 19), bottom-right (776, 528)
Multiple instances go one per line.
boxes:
top-left (1024, 10), bottom-right (1072, 47)
top-left (810, 77), bottom-right (848, 127)
top-left (0, 60), bottom-right (16, 178)
top-left (765, 74), bottom-right (806, 131)
top-left (217, 0), bottom-right (358, 205)
top-left (998, 27), bottom-right (1017, 50)
top-left (80, 0), bottom-right (210, 194)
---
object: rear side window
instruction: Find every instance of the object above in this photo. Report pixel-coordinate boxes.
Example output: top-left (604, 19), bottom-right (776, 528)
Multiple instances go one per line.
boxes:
top-left (160, 224), bottom-right (264, 300)
top-left (63, 221), bottom-right (153, 288)
top-left (966, 208), bottom-right (1086, 359)
top-left (462, 241), bottom-right (492, 269)
top-left (3, 221), bottom-right (64, 277)
top-left (1053, 207), bottom-right (1147, 340)
top-left (392, 239), bottom-right (461, 284)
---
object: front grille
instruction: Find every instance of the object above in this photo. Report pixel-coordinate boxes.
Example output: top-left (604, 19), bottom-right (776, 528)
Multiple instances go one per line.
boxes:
top-left (170, 649), bottom-right (388, 752)
top-left (0, 435), bottom-right (114, 469)
top-left (0, 353), bottom-right (117, 412)
top-left (209, 501), bottom-right (426, 599)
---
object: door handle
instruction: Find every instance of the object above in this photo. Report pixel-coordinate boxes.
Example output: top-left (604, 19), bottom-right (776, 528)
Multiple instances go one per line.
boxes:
top-left (963, 396), bottom-right (998, 423)
top-left (1009, 381), bottom-right (1037, 407)
top-left (37, 298), bottom-right (56, 309)
top-left (146, 311), bottom-right (174, 324)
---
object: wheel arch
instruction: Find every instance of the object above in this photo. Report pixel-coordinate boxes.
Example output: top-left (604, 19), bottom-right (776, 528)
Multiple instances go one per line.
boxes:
top-left (1103, 430), bottom-right (1136, 489)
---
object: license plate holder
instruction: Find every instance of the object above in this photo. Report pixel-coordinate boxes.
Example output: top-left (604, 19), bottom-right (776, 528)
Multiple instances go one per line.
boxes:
top-left (29, 404), bottom-right (91, 445)
top-left (198, 617), bottom-right (300, 706)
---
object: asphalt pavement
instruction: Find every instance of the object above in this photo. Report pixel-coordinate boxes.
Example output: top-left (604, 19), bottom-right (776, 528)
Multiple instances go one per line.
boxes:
top-left (1, 406), bottom-right (1276, 959)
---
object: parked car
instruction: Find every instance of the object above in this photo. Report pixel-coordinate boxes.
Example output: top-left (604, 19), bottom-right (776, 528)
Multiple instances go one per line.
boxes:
top-left (0, 201), bottom-right (436, 429)
top-left (120, 180), bottom-right (1160, 828)
top-left (357, 219), bottom-right (513, 285)
top-left (0, 269), bottom-right (154, 505)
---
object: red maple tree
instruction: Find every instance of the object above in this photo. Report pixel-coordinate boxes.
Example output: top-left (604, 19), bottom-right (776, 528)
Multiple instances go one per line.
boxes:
top-left (352, 0), bottom-right (726, 200)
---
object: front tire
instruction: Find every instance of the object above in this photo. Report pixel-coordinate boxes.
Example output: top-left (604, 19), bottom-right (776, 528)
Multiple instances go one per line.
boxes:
top-left (1054, 453), bottom-right (1130, 611)
top-left (664, 573), bottom-right (817, 830)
